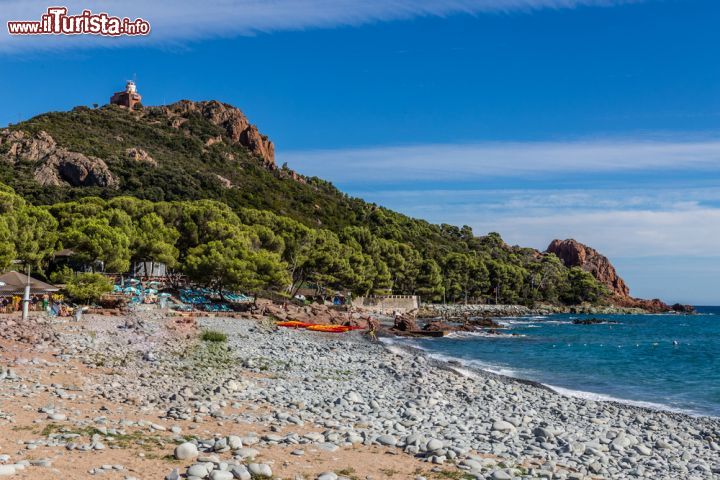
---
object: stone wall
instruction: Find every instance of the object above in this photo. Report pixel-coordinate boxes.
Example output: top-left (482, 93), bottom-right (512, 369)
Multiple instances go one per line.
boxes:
top-left (352, 295), bottom-right (419, 313)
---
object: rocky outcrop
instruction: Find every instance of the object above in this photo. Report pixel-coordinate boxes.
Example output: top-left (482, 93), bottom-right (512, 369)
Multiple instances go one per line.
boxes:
top-left (161, 100), bottom-right (275, 168)
top-left (546, 239), bottom-right (630, 297)
top-left (392, 314), bottom-right (418, 332)
top-left (214, 174), bottom-right (233, 189)
top-left (546, 239), bottom-right (671, 313)
top-left (125, 147), bottom-right (156, 167)
top-left (1, 130), bottom-right (118, 188)
top-left (612, 296), bottom-right (671, 314)
top-left (1, 129), bottom-right (56, 161)
top-left (418, 304), bottom-right (532, 318)
top-left (671, 303), bottom-right (696, 314)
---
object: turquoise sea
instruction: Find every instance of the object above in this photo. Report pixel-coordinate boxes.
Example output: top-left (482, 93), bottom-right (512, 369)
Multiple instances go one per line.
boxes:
top-left (388, 306), bottom-right (720, 417)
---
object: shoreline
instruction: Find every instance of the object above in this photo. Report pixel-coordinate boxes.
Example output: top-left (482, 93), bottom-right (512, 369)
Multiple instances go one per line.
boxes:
top-left (1, 311), bottom-right (719, 480)
top-left (379, 334), bottom-right (717, 421)
top-left (417, 303), bottom-right (703, 319)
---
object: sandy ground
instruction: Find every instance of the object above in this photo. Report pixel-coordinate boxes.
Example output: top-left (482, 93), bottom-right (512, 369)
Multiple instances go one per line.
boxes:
top-left (0, 313), bottom-right (462, 480)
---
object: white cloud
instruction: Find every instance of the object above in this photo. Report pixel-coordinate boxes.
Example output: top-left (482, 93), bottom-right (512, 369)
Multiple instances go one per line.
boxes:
top-left (353, 187), bottom-right (720, 212)
top-left (470, 207), bottom-right (720, 258)
top-left (354, 184), bottom-right (720, 302)
top-left (353, 188), bottom-right (720, 257)
top-left (1, 0), bottom-right (632, 52)
top-left (400, 186), bottom-right (720, 301)
top-left (282, 139), bottom-right (720, 183)
top-left (282, 139), bottom-right (720, 261)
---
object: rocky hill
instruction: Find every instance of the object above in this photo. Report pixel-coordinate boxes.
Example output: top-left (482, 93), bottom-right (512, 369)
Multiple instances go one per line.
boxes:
top-left (0, 100), bottom-right (668, 308)
top-left (547, 239), bottom-right (630, 297)
top-left (546, 238), bottom-right (672, 313)
top-left (160, 100), bottom-right (276, 168)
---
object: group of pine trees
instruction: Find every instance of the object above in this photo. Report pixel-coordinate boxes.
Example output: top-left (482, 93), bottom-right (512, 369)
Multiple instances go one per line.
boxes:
top-left (0, 183), bottom-right (607, 305)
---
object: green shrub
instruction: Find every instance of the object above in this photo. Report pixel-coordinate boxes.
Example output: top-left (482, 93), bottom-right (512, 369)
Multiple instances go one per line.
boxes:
top-left (200, 329), bottom-right (227, 343)
top-left (64, 272), bottom-right (113, 304)
top-left (49, 265), bottom-right (74, 284)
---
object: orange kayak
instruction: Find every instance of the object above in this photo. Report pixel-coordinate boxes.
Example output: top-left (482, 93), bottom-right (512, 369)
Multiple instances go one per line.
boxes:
top-left (306, 324), bottom-right (352, 333)
top-left (277, 321), bottom-right (313, 328)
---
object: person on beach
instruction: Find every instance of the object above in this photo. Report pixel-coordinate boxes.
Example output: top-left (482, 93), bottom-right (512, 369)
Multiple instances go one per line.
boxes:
top-left (367, 316), bottom-right (379, 341)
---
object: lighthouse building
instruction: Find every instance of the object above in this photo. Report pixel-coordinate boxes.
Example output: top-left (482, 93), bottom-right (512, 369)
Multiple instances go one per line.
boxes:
top-left (110, 81), bottom-right (142, 109)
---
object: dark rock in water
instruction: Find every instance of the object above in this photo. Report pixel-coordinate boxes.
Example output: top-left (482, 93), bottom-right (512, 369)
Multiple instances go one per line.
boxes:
top-left (671, 303), bottom-right (696, 314)
top-left (423, 321), bottom-right (453, 332)
top-left (393, 314), bottom-right (418, 332)
top-left (572, 318), bottom-right (619, 325)
top-left (467, 317), bottom-right (502, 328)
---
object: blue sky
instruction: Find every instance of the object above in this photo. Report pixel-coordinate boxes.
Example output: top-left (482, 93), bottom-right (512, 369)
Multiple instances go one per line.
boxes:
top-left (1, 0), bottom-right (719, 304)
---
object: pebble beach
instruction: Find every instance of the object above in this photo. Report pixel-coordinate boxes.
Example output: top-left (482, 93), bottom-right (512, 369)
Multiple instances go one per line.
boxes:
top-left (1, 311), bottom-right (719, 480)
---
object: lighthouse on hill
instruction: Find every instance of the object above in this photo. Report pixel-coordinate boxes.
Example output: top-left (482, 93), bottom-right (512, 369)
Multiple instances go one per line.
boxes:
top-left (110, 81), bottom-right (142, 109)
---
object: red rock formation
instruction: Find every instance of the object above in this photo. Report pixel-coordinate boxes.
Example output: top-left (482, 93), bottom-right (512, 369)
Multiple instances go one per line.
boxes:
top-left (392, 314), bottom-right (418, 332)
top-left (546, 238), bottom-right (630, 297)
top-left (613, 296), bottom-right (671, 314)
top-left (546, 238), bottom-right (670, 312)
top-left (162, 100), bottom-right (275, 168)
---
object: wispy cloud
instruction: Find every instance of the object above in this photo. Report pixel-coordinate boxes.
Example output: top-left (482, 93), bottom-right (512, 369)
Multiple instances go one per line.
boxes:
top-left (282, 139), bottom-right (720, 185)
top-left (471, 206), bottom-right (720, 258)
top-left (1, 0), bottom-right (632, 52)
top-left (349, 182), bottom-right (720, 302)
top-left (282, 137), bottom-right (720, 271)
top-left (351, 187), bottom-right (720, 256)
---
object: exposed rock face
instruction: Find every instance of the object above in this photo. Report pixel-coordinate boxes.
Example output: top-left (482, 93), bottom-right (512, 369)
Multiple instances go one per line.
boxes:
top-left (547, 238), bottom-right (671, 313)
top-left (1, 129), bottom-right (56, 161)
top-left (162, 100), bottom-right (275, 168)
top-left (1, 130), bottom-right (118, 188)
top-left (546, 238), bottom-right (630, 297)
top-left (125, 147), bottom-right (157, 167)
top-left (214, 174), bottom-right (233, 189)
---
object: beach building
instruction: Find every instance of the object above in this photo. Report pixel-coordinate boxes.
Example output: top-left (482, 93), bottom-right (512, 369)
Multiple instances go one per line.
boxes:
top-left (130, 262), bottom-right (168, 278)
top-left (0, 271), bottom-right (59, 314)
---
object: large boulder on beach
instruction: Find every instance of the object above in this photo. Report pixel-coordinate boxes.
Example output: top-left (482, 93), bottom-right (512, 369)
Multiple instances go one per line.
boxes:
top-left (174, 442), bottom-right (198, 460)
top-left (247, 463), bottom-right (272, 477)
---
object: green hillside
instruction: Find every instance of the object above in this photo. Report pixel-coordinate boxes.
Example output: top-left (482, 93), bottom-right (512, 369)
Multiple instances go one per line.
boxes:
top-left (0, 102), bottom-right (608, 305)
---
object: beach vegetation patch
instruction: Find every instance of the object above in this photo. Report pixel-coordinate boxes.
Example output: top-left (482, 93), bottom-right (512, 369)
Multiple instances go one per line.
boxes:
top-left (64, 272), bottom-right (114, 304)
top-left (201, 329), bottom-right (227, 342)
